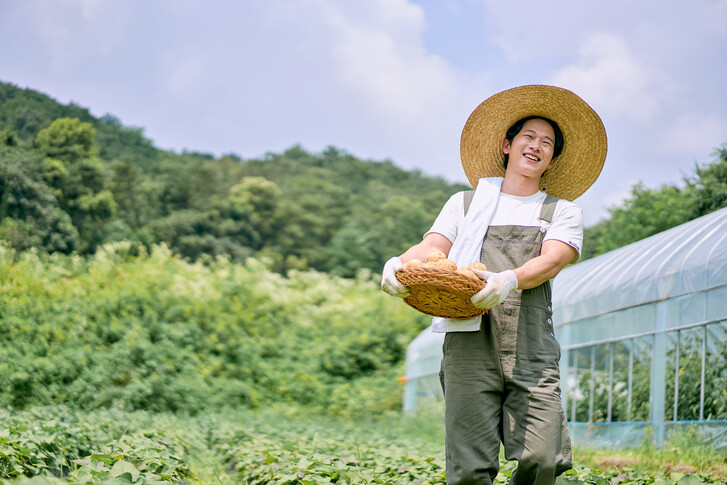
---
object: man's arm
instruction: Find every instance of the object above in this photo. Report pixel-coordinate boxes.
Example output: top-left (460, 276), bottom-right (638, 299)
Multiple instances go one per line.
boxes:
top-left (399, 233), bottom-right (453, 263)
top-left (381, 191), bottom-right (461, 298)
top-left (471, 239), bottom-right (578, 309)
top-left (381, 233), bottom-right (453, 298)
top-left (513, 239), bottom-right (578, 289)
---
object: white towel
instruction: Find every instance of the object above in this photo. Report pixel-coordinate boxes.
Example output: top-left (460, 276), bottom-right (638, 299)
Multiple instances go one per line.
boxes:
top-left (431, 177), bottom-right (503, 332)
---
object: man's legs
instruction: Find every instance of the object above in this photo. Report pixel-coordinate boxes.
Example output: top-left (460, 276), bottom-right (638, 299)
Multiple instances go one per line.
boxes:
top-left (440, 326), bottom-right (504, 485)
top-left (500, 363), bottom-right (572, 485)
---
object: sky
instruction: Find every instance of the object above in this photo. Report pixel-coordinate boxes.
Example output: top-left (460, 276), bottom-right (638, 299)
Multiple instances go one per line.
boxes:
top-left (1, 0), bottom-right (726, 225)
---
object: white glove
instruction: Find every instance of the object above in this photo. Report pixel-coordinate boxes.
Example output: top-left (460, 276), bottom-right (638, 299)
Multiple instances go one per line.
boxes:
top-left (470, 269), bottom-right (518, 309)
top-left (381, 257), bottom-right (410, 298)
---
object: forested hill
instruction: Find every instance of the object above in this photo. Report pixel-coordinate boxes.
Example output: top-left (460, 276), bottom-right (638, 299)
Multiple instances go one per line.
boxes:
top-left (1, 80), bottom-right (725, 270)
top-left (0, 81), bottom-right (469, 276)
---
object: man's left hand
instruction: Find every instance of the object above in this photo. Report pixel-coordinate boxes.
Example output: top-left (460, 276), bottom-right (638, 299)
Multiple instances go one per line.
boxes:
top-left (471, 269), bottom-right (518, 309)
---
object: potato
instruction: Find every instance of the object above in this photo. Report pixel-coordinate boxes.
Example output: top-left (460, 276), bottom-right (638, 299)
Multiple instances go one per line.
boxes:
top-left (457, 268), bottom-right (479, 280)
top-left (425, 251), bottom-right (447, 263)
top-left (431, 258), bottom-right (457, 271)
top-left (403, 258), bottom-right (422, 269)
top-left (467, 262), bottom-right (487, 272)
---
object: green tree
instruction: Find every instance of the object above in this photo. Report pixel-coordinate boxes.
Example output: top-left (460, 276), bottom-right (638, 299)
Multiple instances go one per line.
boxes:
top-left (687, 145), bottom-right (727, 218)
top-left (0, 146), bottom-right (78, 253)
top-left (583, 183), bottom-right (695, 259)
top-left (0, 81), bottom-right (468, 268)
top-left (34, 117), bottom-right (98, 162)
top-left (583, 144), bottom-right (727, 260)
top-left (223, 177), bottom-right (283, 250)
top-left (33, 118), bottom-right (116, 252)
top-left (108, 158), bottom-right (165, 234)
top-left (273, 178), bottom-right (349, 272)
top-left (326, 191), bottom-right (433, 277)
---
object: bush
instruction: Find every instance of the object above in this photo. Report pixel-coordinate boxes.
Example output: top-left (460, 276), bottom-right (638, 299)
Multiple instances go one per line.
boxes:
top-left (0, 243), bottom-right (429, 416)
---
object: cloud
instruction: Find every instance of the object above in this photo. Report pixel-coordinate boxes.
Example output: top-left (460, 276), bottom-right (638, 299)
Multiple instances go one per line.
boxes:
top-left (317, 0), bottom-right (462, 119)
top-left (578, 178), bottom-right (639, 225)
top-left (550, 33), bottom-right (666, 123)
top-left (98, 0), bottom-right (478, 181)
top-left (704, 0), bottom-right (727, 36)
top-left (665, 112), bottom-right (727, 160)
top-left (23, 0), bottom-right (132, 70)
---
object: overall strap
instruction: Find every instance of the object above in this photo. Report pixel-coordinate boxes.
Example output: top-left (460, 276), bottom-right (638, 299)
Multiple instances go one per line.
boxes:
top-left (538, 194), bottom-right (559, 224)
top-left (463, 190), bottom-right (475, 216)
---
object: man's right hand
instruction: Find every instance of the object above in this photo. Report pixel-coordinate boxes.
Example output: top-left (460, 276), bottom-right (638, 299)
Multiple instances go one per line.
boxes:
top-left (381, 257), bottom-right (410, 298)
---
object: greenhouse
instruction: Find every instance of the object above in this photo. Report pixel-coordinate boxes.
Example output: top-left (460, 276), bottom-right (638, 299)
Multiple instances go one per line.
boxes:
top-left (402, 206), bottom-right (727, 448)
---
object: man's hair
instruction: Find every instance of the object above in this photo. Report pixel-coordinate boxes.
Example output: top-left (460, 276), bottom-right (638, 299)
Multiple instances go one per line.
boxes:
top-left (503, 116), bottom-right (564, 169)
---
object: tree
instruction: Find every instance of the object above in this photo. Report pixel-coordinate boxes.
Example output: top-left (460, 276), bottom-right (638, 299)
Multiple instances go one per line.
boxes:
top-left (34, 117), bottom-right (98, 162)
top-left (155, 156), bottom-right (220, 213)
top-left (0, 146), bottom-right (78, 253)
top-left (687, 145), bottom-right (727, 218)
top-left (326, 191), bottom-right (434, 277)
top-left (597, 182), bottom-right (694, 254)
top-left (272, 178), bottom-right (348, 272)
top-left (109, 159), bottom-right (151, 230)
top-left (224, 177), bottom-right (283, 250)
top-left (582, 143), bottom-right (727, 260)
top-left (33, 118), bottom-right (116, 253)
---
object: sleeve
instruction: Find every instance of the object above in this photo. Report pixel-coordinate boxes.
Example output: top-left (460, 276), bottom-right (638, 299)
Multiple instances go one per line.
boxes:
top-left (544, 200), bottom-right (583, 259)
top-left (423, 191), bottom-right (465, 244)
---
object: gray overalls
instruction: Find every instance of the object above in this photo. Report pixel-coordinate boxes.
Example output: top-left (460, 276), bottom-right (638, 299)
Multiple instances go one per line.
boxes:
top-left (439, 192), bottom-right (572, 485)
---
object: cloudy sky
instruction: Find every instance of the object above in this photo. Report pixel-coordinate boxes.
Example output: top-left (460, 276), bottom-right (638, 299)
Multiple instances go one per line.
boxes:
top-left (1, 0), bottom-right (726, 225)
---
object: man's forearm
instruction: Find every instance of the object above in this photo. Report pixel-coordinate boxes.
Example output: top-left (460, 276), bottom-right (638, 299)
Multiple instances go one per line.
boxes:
top-left (512, 240), bottom-right (578, 289)
top-left (399, 233), bottom-right (453, 263)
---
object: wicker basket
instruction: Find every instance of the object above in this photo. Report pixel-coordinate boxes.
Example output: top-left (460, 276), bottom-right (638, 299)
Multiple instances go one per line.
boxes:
top-left (396, 266), bottom-right (487, 319)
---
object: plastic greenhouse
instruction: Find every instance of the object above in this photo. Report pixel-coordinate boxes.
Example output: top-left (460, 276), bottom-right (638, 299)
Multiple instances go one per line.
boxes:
top-left (402, 206), bottom-right (727, 448)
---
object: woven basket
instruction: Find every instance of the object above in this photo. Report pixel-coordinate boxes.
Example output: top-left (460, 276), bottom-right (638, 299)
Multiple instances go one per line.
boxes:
top-left (396, 267), bottom-right (487, 319)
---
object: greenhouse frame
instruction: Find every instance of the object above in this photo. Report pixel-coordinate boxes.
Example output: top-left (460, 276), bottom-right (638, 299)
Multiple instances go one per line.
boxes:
top-left (403, 206), bottom-right (727, 448)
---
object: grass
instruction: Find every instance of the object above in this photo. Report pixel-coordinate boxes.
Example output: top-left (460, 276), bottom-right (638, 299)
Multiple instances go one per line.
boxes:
top-left (573, 426), bottom-right (727, 480)
top-left (1, 405), bottom-right (725, 484)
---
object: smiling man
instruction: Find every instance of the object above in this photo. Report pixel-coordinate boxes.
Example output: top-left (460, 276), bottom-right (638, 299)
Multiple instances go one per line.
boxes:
top-left (380, 85), bottom-right (607, 485)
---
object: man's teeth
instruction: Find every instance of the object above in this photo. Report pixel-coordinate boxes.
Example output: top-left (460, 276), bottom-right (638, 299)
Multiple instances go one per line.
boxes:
top-left (524, 154), bottom-right (539, 161)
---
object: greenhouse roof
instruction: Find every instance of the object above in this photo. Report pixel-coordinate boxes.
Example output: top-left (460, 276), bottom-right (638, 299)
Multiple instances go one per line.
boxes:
top-left (552, 206), bottom-right (727, 325)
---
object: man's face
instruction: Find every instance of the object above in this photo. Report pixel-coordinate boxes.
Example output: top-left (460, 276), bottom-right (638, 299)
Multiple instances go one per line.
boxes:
top-left (502, 118), bottom-right (556, 179)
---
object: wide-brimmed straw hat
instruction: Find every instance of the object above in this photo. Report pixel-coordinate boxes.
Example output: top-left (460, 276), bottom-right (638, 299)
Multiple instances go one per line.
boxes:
top-left (460, 84), bottom-right (607, 201)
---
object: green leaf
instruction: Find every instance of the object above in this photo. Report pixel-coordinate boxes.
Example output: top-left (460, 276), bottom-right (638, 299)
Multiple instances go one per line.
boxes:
top-left (91, 452), bottom-right (115, 465)
top-left (110, 459), bottom-right (140, 479)
top-left (341, 454), bottom-right (357, 465)
top-left (677, 476), bottom-right (705, 485)
top-left (72, 457), bottom-right (92, 467)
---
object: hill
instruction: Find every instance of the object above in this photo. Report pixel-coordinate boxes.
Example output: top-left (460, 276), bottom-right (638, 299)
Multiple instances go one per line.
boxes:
top-left (0, 80), bottom-right (469, 276)
top-left (2, 80), bottom-right (726, 267)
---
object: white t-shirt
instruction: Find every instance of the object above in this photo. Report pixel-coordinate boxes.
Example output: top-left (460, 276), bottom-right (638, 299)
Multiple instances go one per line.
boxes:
top-left (425, 190), bottom-right (584, 257)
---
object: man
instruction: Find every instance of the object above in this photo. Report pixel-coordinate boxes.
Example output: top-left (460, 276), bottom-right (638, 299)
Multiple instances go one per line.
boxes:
top-left (381, 85), bottom-right (607, 485)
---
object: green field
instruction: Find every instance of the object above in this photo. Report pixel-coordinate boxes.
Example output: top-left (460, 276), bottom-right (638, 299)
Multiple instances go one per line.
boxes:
top-left (1, 406), bottom-right (725, 484)
top-left (0, 245), bottom-right (725, 484)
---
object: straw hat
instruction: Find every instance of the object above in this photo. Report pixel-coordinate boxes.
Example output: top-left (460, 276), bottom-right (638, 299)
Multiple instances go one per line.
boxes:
top-left (460, 84), bottom-right (607, 201)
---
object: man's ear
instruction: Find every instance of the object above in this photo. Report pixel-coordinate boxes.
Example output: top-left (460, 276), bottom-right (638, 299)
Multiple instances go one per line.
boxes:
top-left (502, 138), bottom-right (510, 155)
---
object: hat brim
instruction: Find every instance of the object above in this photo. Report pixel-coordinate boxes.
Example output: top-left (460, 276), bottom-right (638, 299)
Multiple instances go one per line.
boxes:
top-left (460, 84), bottom-right (607, 201)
